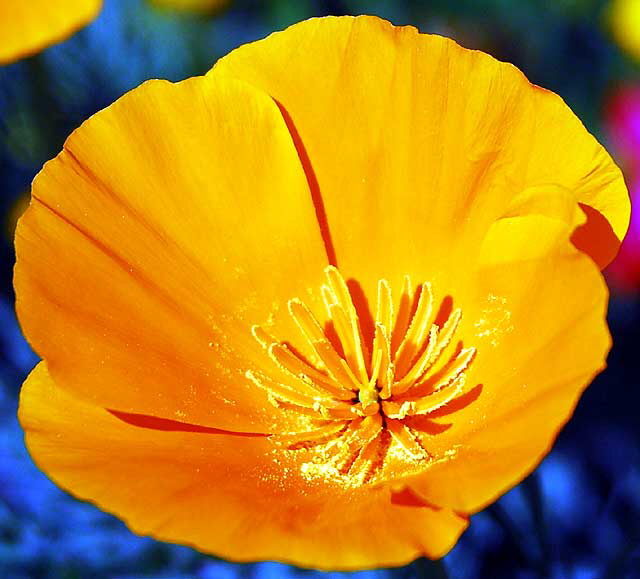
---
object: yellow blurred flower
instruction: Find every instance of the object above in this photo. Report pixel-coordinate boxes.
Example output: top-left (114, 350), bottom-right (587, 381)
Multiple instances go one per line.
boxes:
top-left (16, 16), bottom-right (629, 570)
top-left (0, 0), bottom-right (102, 65)
top-left (609, 0), bottom-right (640, 60)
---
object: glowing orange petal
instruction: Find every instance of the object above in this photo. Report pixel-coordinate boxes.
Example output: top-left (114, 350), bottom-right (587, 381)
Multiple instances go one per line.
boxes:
top-left (213, 15), bottom-right (629, 306)
top-left (0, 0), bottom-right (102, 65)
top-left (404, 230), bottom-right (609, 513)
top-left (15, 75), bottom-right (330, 433)
top-left (20, 362), bottom-right (469, 569)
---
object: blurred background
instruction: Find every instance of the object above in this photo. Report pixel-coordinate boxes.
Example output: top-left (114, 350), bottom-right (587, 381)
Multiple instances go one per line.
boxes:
top-left (0, 0), bottom-right (639, 577)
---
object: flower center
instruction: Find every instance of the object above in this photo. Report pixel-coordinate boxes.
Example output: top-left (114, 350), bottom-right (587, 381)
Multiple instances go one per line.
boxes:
top-left (247, 266), bottom-right (478, 487)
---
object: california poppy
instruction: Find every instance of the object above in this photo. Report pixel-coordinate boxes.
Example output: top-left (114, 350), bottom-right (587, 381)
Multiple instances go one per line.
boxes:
top-left (15, 16), bottom-right (629, 570)
top-left (0, 0), bottom-right (102, 65)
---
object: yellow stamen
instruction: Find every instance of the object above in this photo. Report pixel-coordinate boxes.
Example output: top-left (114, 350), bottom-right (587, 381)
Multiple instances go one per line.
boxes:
top-left (375, 279), bottom-right (393, 332)
top-left (391, 307), bottom-right (464, 397)
top-left (248, 267), bottom-right (479, 487)
top-left (394, 282), bottom-right (434, 376)
top-left (386, 419), bottom-right (431, 459)
top-left (268, 342), bottom-right (353, 400)
top-left (270, 421), bottom-right (350, 450)
top-left (323, 266), bottom-right (370, 384)
top-left (390, 275), bottom-right (413, 354)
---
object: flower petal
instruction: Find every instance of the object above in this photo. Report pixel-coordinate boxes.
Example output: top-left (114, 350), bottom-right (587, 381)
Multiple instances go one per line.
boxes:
top-left (0, 0), bottom-right (102, 65)
top-left (213, 15), bottom-right (629, 306)
top-left (15, 74), bottom-right (331, 433)
top-left (404, 229), bottom-right (610, 513)
top-left (20, 362), bottom-right (469, 570)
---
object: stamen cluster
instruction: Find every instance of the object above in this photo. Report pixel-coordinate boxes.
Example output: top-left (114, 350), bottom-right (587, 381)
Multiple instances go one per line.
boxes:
top-left (248, 266), bottom-right (476, 486)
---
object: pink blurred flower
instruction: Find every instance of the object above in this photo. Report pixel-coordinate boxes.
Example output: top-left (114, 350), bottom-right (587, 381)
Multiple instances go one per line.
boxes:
top-left (605, 182), bottom-right (639, 292)
top-left (604, 86), bottom-right (640, 293)
top-left (605, 85), bottom-right (640, 171)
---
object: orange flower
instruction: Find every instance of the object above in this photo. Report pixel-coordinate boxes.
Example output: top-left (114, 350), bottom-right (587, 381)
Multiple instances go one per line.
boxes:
top-left (0, 0), bottom-right (102, 65)
top-left (15, 16), bottom-right (629, 570)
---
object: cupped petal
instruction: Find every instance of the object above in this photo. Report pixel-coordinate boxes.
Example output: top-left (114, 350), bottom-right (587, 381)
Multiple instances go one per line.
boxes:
top-left (15, 74), bottom-right (331, 433)
top-left (20, 362), bottom-right (469, 570)
top-left (212, 15), bottom-right (629, 306)
top-left (0, 0), bottom-right (102, 65)
top-left (403, 221), bottom-right (610, 514)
